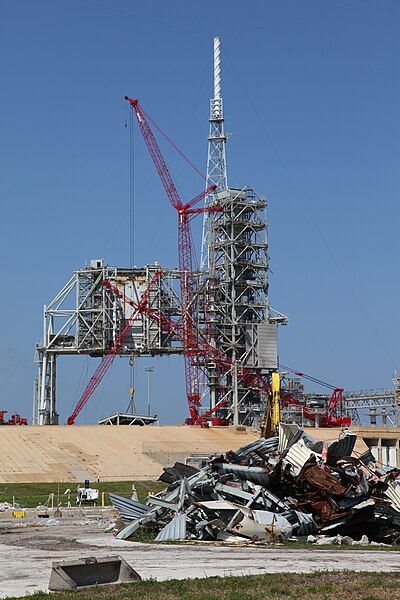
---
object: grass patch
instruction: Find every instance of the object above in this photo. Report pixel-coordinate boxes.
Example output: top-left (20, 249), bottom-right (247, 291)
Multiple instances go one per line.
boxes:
top-left (4, 571), bottom-right (400, 599)
top-left (0, 480), bottom-right (165, 508)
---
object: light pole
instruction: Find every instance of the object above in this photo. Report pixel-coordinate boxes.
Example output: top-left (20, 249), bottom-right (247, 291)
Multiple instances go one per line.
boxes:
top-left (144, 366), bottom-right (154, 416)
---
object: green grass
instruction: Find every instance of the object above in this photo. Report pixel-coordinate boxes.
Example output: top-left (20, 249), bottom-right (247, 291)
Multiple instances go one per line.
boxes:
top-left (5, 571), bottom-right (400, 600)
top-left (0, 480), bottom-right (166, 508)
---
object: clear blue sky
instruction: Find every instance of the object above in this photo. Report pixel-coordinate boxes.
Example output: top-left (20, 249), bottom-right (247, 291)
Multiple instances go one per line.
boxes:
top-left (1, 0), bottom-right (400, 424)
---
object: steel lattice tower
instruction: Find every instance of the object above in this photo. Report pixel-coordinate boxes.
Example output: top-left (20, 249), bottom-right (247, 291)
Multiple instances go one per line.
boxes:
top-left (200, 37), bottom-right (287, 426)
top-left (200, 37), bottom-right (228, 272)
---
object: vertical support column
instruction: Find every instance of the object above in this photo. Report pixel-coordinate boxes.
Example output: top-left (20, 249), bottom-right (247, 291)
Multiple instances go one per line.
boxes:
top-left (32, 379), bottom-right (38, 425)
top-left (232, 362), bottom-right (239, 426)
top-left (49, 354), bottom-right (58, 425)
top-left (37, 351), bottom-right (58, 425)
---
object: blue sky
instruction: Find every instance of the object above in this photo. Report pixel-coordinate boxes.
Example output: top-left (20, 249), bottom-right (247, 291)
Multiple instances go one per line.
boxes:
top-left (1, 0), bottom-right (400, 424)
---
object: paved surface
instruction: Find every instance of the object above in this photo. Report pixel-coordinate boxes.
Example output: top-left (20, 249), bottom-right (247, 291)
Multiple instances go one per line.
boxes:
top-left (0, 425), bottom-right (374, 484)
top-left (0, 425), bottom-right (259, 482)
top-left (0, 515), bottom-right (400, 598)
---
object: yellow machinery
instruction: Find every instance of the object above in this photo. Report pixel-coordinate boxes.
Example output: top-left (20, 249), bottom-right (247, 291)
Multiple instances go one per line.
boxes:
top-left (261, 372), bottom-right (281, 438)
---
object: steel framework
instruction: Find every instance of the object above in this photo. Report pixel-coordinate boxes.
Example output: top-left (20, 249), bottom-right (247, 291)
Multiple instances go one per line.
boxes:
top-left (200, 36), bottom-right (228, 273)
top-left (200, 186), bottom-right (288, 426)
top-left (34, 261), bottom-right (183, 425)
top-left (344, 373), bottom-right (400, 426)
top-left (198, 37), bottom-right (288, 426)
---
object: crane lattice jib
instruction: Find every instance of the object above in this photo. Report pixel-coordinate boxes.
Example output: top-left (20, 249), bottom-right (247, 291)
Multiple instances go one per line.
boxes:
top-left (126, 99), bottom-right (182, 211)
top-left (125, 96), bottom-right (216, 423)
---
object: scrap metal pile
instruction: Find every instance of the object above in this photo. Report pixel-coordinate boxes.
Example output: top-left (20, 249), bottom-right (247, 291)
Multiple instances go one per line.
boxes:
top-left (110, 425), bottom-right (400, 544)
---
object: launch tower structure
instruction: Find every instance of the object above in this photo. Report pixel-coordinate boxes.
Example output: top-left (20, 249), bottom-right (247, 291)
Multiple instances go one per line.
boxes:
top-left (200, 37), bottom-right (287, 426)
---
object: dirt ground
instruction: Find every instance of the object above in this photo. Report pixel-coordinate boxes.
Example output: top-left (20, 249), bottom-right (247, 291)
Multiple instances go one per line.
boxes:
top-left (1, 511), bottom-right (400, 599)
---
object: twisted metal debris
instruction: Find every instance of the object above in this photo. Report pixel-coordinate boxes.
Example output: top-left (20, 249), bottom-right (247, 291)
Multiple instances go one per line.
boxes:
top-left (110, 424), bottom-right (400, 545)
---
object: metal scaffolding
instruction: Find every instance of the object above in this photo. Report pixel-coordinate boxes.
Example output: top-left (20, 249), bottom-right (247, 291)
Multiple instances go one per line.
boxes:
top-left (200, 187), bottom-right (287, 425)
top-left (198, 37), bottom-right (287, 426)
top-left (344, 373), bottom-right (400, 426)
top-left (34, 260), bottom-right (183, 425)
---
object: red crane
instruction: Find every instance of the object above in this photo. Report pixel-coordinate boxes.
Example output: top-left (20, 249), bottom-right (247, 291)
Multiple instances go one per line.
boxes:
top-left (125, 97), bottom-right (220, 424)
top-left (100, 277), bottom-right (349, 428)
top-left (281, 388), bottom-right (350, 428)
top-left (101, 277), bottom-right (271, 424)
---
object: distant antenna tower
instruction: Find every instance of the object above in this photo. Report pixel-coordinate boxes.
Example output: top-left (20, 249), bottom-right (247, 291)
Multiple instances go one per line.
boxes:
top-left (200, 36), bottom-right (228, 271)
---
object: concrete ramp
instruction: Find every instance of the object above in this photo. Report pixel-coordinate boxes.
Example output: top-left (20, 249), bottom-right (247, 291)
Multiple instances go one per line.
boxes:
top-left (0, 425), bottom-right (258, 483)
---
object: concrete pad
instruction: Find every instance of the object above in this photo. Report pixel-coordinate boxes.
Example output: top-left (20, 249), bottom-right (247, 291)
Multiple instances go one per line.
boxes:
top-left (0, 515), bottom-right (399, 598)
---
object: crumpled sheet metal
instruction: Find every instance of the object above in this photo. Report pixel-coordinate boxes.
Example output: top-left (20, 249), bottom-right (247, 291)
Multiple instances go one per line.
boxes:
top-left (298, 461), bottom-right (350, 496)
top-left (110, 427), bottom-right (400, 545)
top-left (213, 463), bottom-right (270, 487)
top-left (234, 436), bottom-right (279, 461)
top-left (229, 509), bottom-right (293, 542)
top-left (155, 513), bottom-right (186, 542)
top-left (116, 467), bottom-right (211, 540)
top-left (282, 510), bottom-right (318, 536)
top-left (278, 423), bottom-right (301, 453)
top-left (109, 493), bottom-right (149, 523)
top-left (158, 461), bottom-right (199, 485)
top-left (326, 435), bottom-right (357, 466)
top-left (283, 439), bottom-right (320, 475)
top-left (384, 482), bottom-right (400, 512)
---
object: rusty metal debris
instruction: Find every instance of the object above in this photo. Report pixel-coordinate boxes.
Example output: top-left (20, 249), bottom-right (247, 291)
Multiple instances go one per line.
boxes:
top-left (111, 426), bottom-right (400, 545)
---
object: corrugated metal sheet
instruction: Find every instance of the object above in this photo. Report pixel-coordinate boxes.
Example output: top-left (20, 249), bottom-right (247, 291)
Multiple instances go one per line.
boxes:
top-left (155, 513), bottom-right (187, 541)
top-left (116, 467), bottom-right (210, 540)
top-left (278, 423), bottom-right (301, 453)
top-left (284, 439), bottom-right (319, 474)
top-left (235, 436), bottom-right (278, 460)
top-left (326, 435), bottom-right (357, 465)
top-left (109, 493), bottom-right (149, 522)
top-left (385, 482), bottom-right (400, 513)
top-left (257, 323), bottom-right (278, 370)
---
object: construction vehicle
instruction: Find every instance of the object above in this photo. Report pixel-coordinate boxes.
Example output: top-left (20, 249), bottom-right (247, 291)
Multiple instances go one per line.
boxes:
top-left (281, 387), bottom-right (350, 428)
top-left (76, 480), bottom-right (99, 506)
top-left (261, 372), bottom-right (351, 437)
top-left (0, 411), bottom-right (28, 425)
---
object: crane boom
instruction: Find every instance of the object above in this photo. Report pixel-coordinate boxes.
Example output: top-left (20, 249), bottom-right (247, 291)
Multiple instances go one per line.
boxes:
top-left (125, 96), bottom-right (217, 423)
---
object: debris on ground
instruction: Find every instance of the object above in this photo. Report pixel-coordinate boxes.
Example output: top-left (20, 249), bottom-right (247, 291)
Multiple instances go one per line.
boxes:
top-left (110, 424), bottom-right (400, 545)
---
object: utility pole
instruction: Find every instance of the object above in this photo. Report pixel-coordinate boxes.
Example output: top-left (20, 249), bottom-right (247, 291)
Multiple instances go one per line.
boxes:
top-left (144, 366), bottom-right (154, 416)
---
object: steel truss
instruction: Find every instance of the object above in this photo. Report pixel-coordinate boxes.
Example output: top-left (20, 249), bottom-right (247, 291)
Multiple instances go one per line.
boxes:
top-left (34, 261), bottom-right (183, 425)
top-left (199, 187), bottom-right (288, 426)
top-left (344, 376), bottom-right (400, 426)
top-left (200, 37), bottom-right (228, 273)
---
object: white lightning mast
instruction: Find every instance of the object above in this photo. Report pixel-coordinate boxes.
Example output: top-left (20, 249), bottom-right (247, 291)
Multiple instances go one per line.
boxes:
top-left (200, 36), bottom-right (228, 271)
